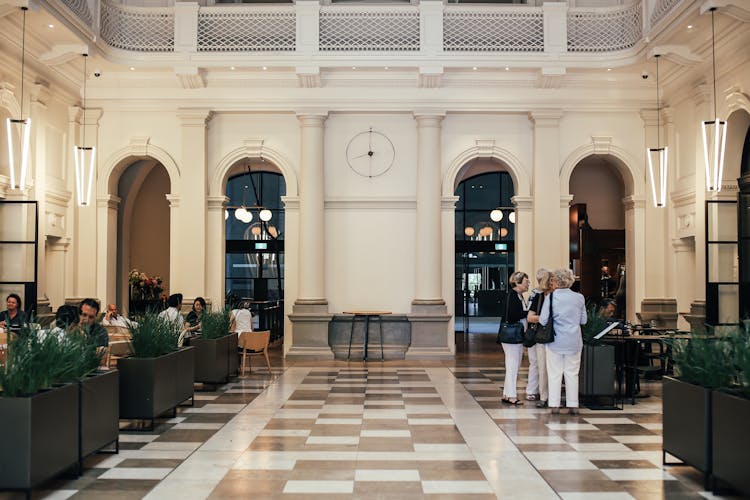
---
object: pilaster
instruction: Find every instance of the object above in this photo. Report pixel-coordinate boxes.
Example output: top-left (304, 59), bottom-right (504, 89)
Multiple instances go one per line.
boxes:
top-left (206, 195), bottom-right (228, 309)
top-left (96, 194), bottom-right (120, 306)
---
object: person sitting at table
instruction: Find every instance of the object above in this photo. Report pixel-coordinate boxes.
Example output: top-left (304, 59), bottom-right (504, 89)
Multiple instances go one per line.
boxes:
top-left (0, 293), bottom-right (26, 331)
top-left (48, 305), bottom-right (80, 340)
top-left (230, 301), bottom-right (253, 333)
top-left (159, 293), bottom-right (187, 345)
top-left (79, 298), bottom-right (109, 347)
top-left (598, 299), bottom-right (616, 319)
top-left (102, 303), bottom-right (136, 328)
top-left (186, 297), bottom-right (205, 336)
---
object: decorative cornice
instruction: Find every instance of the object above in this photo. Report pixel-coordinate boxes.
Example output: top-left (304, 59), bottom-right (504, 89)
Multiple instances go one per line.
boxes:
top-left (418, 67), bottom-right (444, 89)
top-left (39, 44), bottom-right (89, 66)
top-left (96, 194), bottom-right (121, 209)
top-left (441, 195), bottom-right (459, 210)
top-left (207, 195), bottom-right (228, 209)
top-left (166, 193), bottom-right (180, 208)
top-left (670, 187), bottom-right (695, 208)
top-left (511, 195), bottom-right (533, 210)
top-left (591, 135), bottom-right (613, 154)
top-left (413, 112), bottom-right (445, 125)
top-left (47, 237), bottom-right (71, 250)
top-left (45, 186), bottom-right (72, 206)
top-left (529, 110), bottom-right (563, 127)
top-left (671, 237), bottom-right (694, 251)
top-left (296, 67), bottom-right (321, 88)
top-left (296, 112), bottom-right (328, 125)
top-left (177, 108), bottom-right (213, 126)
top-left (622, 195), bottom-right (646, 210)
top-left (560, 194), bottom-right (574, 208)
top-left (29, 81), bottom-right (51, 107)
top-left (175, 67), bottom-right (206, 89)
top-left (281, 195), bottom-right (299, 210)
top-left (325, 197), bottom-right (416, 210)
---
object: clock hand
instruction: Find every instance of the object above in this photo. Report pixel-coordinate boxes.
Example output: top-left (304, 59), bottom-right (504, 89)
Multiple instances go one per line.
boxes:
top-left (352, 151), bottom-right (375, 160)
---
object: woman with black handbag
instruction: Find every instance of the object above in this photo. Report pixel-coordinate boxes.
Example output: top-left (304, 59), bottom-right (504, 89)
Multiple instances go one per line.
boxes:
top-left (526, 268), bottom-right (552, 408)
top-left (499, 271), bottom-right (529, 405)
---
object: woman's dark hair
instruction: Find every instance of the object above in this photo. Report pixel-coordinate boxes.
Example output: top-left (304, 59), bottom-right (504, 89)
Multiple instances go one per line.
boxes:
top-left (55, 305), bottom-right (79, 328)
top-left (167, 293), bottom-right (183, 308)
top-left (193, 296), bottom-right (206, 312)
top-left (6, 293), bottom-right (22, 311)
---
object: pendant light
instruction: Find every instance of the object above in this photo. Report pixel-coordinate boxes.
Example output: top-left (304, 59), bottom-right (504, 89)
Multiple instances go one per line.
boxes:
top-left (6, 7), bottom-right (31, 191)
top-left (701, 7), bottom-right (727, 192)
top-left (647, 54), bottom-right (668, 208)
top-left (74, 53), bottom-right (96, 206)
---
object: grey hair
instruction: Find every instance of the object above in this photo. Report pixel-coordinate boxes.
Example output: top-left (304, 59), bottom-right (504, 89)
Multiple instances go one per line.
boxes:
top-left (552, 268), bottom-right (575, 288)
top-left (535, 268), bottom-right (550, 282)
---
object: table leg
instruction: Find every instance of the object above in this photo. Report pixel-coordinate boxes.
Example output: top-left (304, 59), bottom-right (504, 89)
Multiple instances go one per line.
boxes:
top-left (347, 316), bottom-right (356, 360)
top-left (379, 317), bottom-right (384, 361)
top-left (363, 315), bottom-right (370, 361)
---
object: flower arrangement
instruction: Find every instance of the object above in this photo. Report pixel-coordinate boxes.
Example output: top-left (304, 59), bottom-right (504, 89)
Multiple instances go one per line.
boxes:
top-left (128, 269), bottom-right (163, 301)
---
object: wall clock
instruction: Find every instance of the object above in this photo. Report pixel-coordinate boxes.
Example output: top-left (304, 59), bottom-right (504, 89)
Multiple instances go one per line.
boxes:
top-left (345, 127), bottom-right (395, 178)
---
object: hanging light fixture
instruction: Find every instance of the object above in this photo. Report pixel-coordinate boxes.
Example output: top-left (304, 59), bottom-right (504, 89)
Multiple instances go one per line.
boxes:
top-left (489, 209), bottom-right (503, 222)
top-left (701, 7), bottom-right (727, 192)
top-left (6, 7), bottom-right (31, 191)
top-left (647, 54), bottom-right (668, 208)
top-left (74, 53), bottom-right (96, 206)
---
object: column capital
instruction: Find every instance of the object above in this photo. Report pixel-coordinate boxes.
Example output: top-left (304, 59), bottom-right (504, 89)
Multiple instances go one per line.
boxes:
top-left (672, 237), bottom-right (694, 252)
top-left (622, 195), bottom-right (646, 210)
top-left (560, 194), bottom-right (574, 208)
top-left (511, 195), bottom-right (533, 210)
top-left (528, 109), bottom-right (563, 127)
top-left (0, 174), bottom-right (9, 199)
top-left (166, 193), bottom-right (180, 208)
top-left (441, 195), bottom-right (459, 210)
top-left (177, 108), bottom-right (213, 126)
top-left (30, 81), bottom-right (51, 108)
top-left (296, 112), bottom-right (328, 126)
top-left (413, 112), bottom-right (445, 128)
top-left (639, 109), bottom-right (660, 127)
top-left (282, 195), bottom-right (300, 210)
top-left (48, 236), bottom-right (71, 251)
top-left (96, 194), bottom-right (121, 209)
top-left (207, 195), bottom-right (228, 209)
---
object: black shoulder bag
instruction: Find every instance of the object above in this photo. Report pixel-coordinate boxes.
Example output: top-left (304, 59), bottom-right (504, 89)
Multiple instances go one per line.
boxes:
top-left (534, 291), bottom-right (556, 344)
top-left (496, 291), bottom-right (524, 345)
top-left (523, 292), bottom-right (542, 348)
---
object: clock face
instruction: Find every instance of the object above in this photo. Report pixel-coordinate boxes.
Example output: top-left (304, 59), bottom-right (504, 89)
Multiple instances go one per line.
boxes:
top-left (345, 128), bottom-right (395, 178)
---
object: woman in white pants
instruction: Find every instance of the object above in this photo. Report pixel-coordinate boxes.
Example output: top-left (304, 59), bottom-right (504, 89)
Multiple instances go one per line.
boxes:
top-left (539, 268), bottom-right (587, 415)
top-left (526, 268), bottom-right (552, 408)
top-left (501, 271), bottom-right (529, 405)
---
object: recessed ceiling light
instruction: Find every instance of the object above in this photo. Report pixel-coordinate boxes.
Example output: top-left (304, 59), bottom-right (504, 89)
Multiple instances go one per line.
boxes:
top-left (262, 66), bottom-right (267, 70)
top-left (472, 67), bottom-right (478, 71)
top-left (687, 24), bottom-right (693, 29)
top-left (48, 24), bottom-right (54, 28)
top-left (607, 68), bottom-right (612, 71)
top-left (130, 67), bottom-right (135, 71)
top-left (230, 66), bottom-right (235, 70)
top-left (384, 66), bottom-right (389, 70)
top-left (505, 67), bottom-right (510, 71)
top-left (352, 66), bottom-right (357, 70)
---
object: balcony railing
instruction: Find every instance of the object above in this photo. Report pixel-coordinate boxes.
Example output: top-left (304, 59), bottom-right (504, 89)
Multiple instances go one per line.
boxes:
top-left (79, 0), bottom-right (681, 57)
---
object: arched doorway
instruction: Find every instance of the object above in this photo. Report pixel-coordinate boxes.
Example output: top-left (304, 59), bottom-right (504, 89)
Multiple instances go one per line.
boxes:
top-left (740, 122), bottom-right (750, 320)
top-left (569, 156), bottom-right (626, 314)
top-left (453, 160), bottom-right (516, 333)
top-left (224, 159), bottom-right (286, 335)
top-left (116, 160), bottom-right (171, 313)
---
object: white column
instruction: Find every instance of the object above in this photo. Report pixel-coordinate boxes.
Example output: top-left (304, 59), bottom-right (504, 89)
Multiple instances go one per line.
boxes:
top-left (413, 113), bottom-right (445, 304)
top-left (530, 110), bottom-right (564, 271)
top-left (96, 194), bottom-right (120, 307)
top-left (623, 195), bottom-right (647, 321)
top-left (559, 194), bottom-right (573, 269)
top-left (512, 195), bottom-right (534, 276)
top-left (46, 237), bottom-right (71, 310)
top-left (296, 113), bottom-right (327, 303)
top-left (206, 195), bottom-right (227, 309)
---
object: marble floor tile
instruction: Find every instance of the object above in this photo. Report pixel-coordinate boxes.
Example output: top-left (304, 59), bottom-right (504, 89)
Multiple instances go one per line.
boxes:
top-left (355, 469), bottom-right (421, 481)
top-left (98, 467), bottom-right (173, 480)
top-left (306, 435), bottom-right (360, 445)
top-left (601, 468), bottom-right (677, 481)
top-left (282, 480), bottom-right (354, 493)
top-left (421, 480), bottom-right (493, 494)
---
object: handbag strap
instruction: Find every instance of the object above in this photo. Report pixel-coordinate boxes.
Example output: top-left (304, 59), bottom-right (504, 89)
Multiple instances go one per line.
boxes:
top-left (548, 291), bottom-right (553, 325)
top-left (504, 291), bottom-right (511, 323)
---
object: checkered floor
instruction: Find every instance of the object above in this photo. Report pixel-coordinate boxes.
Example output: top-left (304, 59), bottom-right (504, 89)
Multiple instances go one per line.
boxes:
top-left (1, 362), bottom-right (740, 499)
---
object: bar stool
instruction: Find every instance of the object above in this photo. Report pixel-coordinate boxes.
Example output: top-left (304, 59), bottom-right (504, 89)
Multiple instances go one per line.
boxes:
top-left (343, 311), bottom-right (391, 361)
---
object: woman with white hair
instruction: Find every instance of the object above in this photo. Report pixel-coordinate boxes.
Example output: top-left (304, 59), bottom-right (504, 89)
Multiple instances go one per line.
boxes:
top-left (526, 268), bottom-right (552, 408)
top-left (539, 268), bottom-right (586, 415)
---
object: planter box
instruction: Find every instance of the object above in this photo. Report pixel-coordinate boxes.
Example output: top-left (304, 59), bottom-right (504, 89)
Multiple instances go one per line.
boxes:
top-left (712, 390), bottom-right (750, 495)
top-left (80, 370), bottom-right (119, 461)
top-left (192, 333), bottom-right (238, 384)
top-left (0, 383), bottom-right (79, 491)
top-left (663, 376), bottom-right (712, 478)
top-left (118, 347), bottom-right (194, 420)
top-left (579, 344), bottom-right (616, 397)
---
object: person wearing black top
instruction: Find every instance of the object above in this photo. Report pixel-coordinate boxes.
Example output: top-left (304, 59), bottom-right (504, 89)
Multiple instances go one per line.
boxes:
top-left (0, 293), bottom-right (26, 331)
top-left (501, 271), bottom-right (530, 405)
top-left (527, 269), bottom-right (553, 408)
top-left (186, 296), bottom-right (206, 339)
top-left (79, 298), bottom-right (109, 347)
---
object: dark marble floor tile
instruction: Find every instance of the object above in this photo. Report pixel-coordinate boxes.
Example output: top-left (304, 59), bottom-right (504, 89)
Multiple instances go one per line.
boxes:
top-left (515, 443), bottom-right (577, 452)
top-left (625, 443), bottom-right (663, 451)
top-left (154, 428), bottom-right (217, 443)
top-left (539, 470), bottom-right (627, 492)
top-left (117, 458), bottom-right (184, 468)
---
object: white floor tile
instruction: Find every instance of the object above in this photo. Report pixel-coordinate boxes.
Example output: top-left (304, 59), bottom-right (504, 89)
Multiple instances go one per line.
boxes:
top-left (583, 418), bottom-right (635, 424)
top-left (355, 469), bottom-right (420, 481)
top-left (306, 436), bottom-right (360, 445)
top-left (569, 442), bottom-right (633, 452)
top-left (141, 442), bottom-right (202, 452)
top-left (546, 423), bottom-right (598, 430)
top-left (38, 490), bottom-right (78, 500)
top-left (612, 435), bottom-right (662, 444)
top-left (407, 418), bottom-right (454, 425)
top-left (601, 469), bottom-right (677, 481)
top-left (171, 423), bottom-right (224, 430)
top-left (259, 429), bottom-right (311, 437)
top-left (99, 467), bottom-right (173, 480)
top-left (283, 481), bottom-right (354, 493)
top-left (560, 493), bottom-right (635, 500)
top-left (360, 430), bottom-right (411, 438)
top-left (118, 434), bottom-right (160, 443)
top-left (315, 418), bottom-right (362, 425)
top-left (422, 481), bottom-right (493, 494)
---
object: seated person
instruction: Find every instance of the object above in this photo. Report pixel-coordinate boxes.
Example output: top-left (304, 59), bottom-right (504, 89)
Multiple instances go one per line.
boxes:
top-left (48, 305), bottom-right (80, 340)
top-left (159, 293), bottom-right (187, 345)
top-left (230, 301), bottom-right (253, 333)
top-left (79, 298), bottom-right (109, 347)
top-left (598, 298), bottom-right (617, 319)
top-left (185, 297), bottom-right (205, 336)
top-left (0, 293), bottom-right (26, 331)
top-left (102, 303), bottom-right (135, 328)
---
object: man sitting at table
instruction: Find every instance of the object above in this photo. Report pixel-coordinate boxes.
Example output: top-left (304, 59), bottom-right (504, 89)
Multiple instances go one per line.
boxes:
top-left (79, 298), bottom-right (109, 347)
top-left (102, 303), bottom-right (136, 328)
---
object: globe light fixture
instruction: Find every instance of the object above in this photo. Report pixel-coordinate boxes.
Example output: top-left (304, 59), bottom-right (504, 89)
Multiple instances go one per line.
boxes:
top-left (509, 212), bottom-right (516, 224)
top-left (464, 227), bottom-right (475, 237)
top-left (259, 208), bottom-right (273, 222)
top-left (490, 209), bottom-right (503, 222)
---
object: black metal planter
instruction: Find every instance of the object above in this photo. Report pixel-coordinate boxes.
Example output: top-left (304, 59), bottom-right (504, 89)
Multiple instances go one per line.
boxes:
top-left (79, 370), bottom-right (119, 470)
top-left (580, 344), bottom-right (616, 399)
top-left (117, 347), bottom-right (195, 426)
top-left (712, 390), bottom-right (750, 495)
top-left (192, 333), bottom-right (239, 384)
top-left (0, 383), bottom-right (79, 493)
top-left (662, 376), bottom-right (712, 488)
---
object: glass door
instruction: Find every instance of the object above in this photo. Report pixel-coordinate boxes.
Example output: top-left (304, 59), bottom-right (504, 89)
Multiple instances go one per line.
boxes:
top-left (455, 249), bottom-right (513, 333)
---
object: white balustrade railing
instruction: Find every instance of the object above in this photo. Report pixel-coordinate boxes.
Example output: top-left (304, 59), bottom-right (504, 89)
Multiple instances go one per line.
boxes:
top-left (100, 0), bottom-right (174, 52)
top-left (650, 0), bottom-right (680, 27)
top-left (198, 7), bottom-right (295, 52)
top-left (568, 2), bottom-right (642, 52)
top-left (443, 6), bottom-right (544, 52)
top-left (319, 6), bottom-right (420, 52)
top-left (55, 0), bottom-right (672, 57)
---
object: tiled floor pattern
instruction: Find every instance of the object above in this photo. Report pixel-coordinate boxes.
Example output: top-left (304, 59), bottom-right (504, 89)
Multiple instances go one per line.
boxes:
top-left (452, 366), bottom-right (732, 500)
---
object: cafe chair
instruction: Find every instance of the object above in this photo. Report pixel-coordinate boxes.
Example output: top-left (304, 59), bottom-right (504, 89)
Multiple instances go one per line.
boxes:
top-left (105, 325), bottom-right (133, 369)
top-left (238, 330), bottom-right (271, 374)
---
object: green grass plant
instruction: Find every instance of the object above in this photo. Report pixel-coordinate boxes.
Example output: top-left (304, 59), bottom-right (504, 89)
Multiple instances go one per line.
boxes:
top-left (200, 309), bottom-right (232, 340)
top-left (668, 334), bottom-right (734, 389)
top-left (581, 306), bottom-right (609, 346)
top-left (129, 313), bottom-right (182, 358)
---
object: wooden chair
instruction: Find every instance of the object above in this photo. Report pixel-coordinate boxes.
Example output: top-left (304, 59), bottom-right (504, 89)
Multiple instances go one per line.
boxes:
top-left (238, 330), bottom-right (271, 374)
top-left (105, 325), bottom-right (133, 368)
top-left (0, 331), bottom-right (7, 365)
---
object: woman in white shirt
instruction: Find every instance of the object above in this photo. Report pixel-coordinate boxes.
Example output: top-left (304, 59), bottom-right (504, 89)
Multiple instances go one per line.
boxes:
top-left (230, 302), bottom-right (253, 333)
top-left (539, 268), bottom-right (587, 415)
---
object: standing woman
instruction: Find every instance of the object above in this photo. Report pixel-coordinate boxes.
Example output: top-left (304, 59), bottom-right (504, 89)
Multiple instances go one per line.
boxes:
top-left (539, 268), bottom-right (587, 415)
top-left (501, 271), bottom-right (530, 405)
top-left (526, 268), bottom-right (552, 408)
top-left (0, 293), bottom-right (26, 331)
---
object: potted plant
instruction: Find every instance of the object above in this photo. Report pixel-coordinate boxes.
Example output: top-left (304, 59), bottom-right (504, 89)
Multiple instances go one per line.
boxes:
top-left (663, 334), bottom-right (733, 489)
top-left (191, 309), bottom-right (238, 385)
top-left (579, 306), bottom-right (616, 399)
top-left (0, 327), bottom-right (94, 492)
top-left (711, 329), bottom-right (750, 495)
top-left (117, 313), bottom-right (194, 427)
